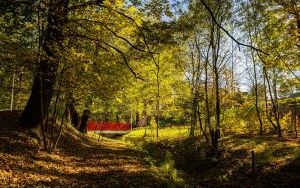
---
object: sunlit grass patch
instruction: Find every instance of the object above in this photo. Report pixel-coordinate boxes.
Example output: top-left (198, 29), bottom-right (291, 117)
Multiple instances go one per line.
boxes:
top-left (159, 151), bottom-right (186, 186)
top-left (119, 126), bottom-right (194, 187)
top-left (222, 134), bottom-right (300, 172)
top-left (86, 131), bottom-right (135, 148)
top-left (123, 126), bottom-right (189, 141)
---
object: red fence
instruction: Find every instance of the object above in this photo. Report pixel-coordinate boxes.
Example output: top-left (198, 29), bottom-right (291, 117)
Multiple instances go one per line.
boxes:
top-left (87, 121), bottom-right (131, 131)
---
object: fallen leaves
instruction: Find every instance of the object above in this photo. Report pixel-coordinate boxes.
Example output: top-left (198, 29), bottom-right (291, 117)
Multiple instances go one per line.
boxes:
top-left (0, 111), bottom-right (167, 187)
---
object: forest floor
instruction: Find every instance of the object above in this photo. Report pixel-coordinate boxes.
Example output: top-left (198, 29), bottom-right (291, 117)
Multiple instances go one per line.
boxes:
top-left (1, 111), bottom-right (300, 187)
top-left (122, 127), bottom-right (300, 187)
top-left (0, 111), bottom-right (170, 187)
top-left (194, 134), bottom-right (300, 187)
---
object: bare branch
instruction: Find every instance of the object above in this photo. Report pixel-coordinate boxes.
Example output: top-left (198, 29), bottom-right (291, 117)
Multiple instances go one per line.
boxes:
top-left (199, 0), bottom-right (269, 55)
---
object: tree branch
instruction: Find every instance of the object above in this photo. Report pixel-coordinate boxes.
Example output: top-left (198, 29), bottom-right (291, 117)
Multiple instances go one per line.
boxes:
top-left (275, 52), bottom-right (300, 82)
top-left (199, 0), bottom-right (269, 55)
top-left (71, 18), bottom-right (149, 53)
top-left (262, 33), bottom-right (300, 82)
top-left (68, 0), bottom-right (104, 11)
top-left (66, 33), bottom-right (144, 80)
top-left (102, 42), bottom-right (144, 81)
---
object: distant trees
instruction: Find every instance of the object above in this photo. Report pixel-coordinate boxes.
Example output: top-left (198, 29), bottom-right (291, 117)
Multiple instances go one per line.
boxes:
top-left (240, 0), bottom-right (300, 138)
top-left (0, 1), bottom-right (36, 110)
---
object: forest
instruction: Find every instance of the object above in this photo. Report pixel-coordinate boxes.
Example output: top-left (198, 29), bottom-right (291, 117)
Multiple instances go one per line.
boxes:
top-left (0, 0), bottom-right (299, 187)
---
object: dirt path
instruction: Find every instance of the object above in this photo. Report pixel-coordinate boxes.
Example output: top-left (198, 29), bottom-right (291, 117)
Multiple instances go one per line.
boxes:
top-left (0, 111), bottom-right (167, 187)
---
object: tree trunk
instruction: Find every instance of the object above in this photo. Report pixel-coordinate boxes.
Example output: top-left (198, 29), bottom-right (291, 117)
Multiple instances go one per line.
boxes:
top-left (143, 100), bottom-right (148, 136)
top-left (263, 67), bottom-right (282, 138)
top-left (79, 109), bottom-right (90, 133)
top-left (190, 94), bottom-right (197, 137)
top-left (19, 0), bottom-right (69, 129)
top-left (247, 24), bottom-right (264, 135)
top-left (254, 82), bottom-right (264, 135)
top-left (204, 58), bottom-right (213, 146)
top-left (263, 71), bottom-right (275, 129)
top-left (67, 98), bottom-right (80, 128)
top-left (213, 63), bottom-right (220, 153)
top-left (51, 105), bottom-right (68, 152)
top-left (197, 103), bottom-right (209, 143)
top-left (251, 51), bottom-right (264, 135)
top-left (296, 113), bottom-right (299, 138)
top-left (10, 70), bottom-right (15, 111)
top-left (211, 18), bottom-right (221, 154)
top-left (135, 112), bottom-right (139, 128)
top-left (272, 75), bottom-right (282, 137)
top-left (116, 112), bottom-right (120, 122)
top-left (189, 43), bottom-right (196, 137)
top-left (292, 107), bottom-right (297, 138)
top-left (155, 61), bottom-right (160, 139)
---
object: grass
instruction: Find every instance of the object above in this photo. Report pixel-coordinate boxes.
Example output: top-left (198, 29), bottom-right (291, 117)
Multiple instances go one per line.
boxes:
top-left (124, 127), bottom-right (300, 187)
top-left (124, 126), bottom-right (300, 168)
top-left (89, 126), bottom-right (300, 187)
top-left (86, 126), bottom-right (190, 144)
top-left (86, 127), bottom-right (193, 186)
top-left (221, 135), bottom-right (300, 165)
top-left (0, 110), bottom-right (173, 187)
top-left (2, 109), bottom-right (299, 187)
top-left (119, 126), bottom-right (193, 186)
top-left (122, 126), bottom-right (189, 143)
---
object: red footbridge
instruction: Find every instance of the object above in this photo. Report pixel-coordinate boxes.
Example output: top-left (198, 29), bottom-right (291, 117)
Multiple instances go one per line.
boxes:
top-left (87, 121), bottom-right (131, 135)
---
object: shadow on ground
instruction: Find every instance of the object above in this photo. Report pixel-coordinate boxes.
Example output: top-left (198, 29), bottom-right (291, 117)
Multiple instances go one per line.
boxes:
top-left (0, 110), bottom-right (168, 187)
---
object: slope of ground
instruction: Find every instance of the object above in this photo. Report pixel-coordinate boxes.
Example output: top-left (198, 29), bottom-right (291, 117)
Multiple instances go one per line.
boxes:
top-left (123, 127), bottom-right (300, 187)
top-left (2, 113), bottom-right (299, 187)
top-left (215, 134), bottom-right (300, 187)
top-left (0, 111), bottom-right (169, 187)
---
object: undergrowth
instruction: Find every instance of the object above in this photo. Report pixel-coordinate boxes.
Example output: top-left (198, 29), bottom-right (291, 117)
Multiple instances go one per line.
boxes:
top-left (120, 127), bottom-right (300, 187)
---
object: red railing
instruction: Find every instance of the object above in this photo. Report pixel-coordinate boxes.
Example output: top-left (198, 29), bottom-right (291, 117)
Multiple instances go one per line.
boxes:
top-left (87, 121), bottom-right (131, 131)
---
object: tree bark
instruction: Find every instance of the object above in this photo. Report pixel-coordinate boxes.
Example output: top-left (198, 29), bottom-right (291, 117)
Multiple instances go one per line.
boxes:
top-left (211, 18), bottom-right (221, 154)
top-left (155, 60), bottom-right (160, 139)
top-left (67, 98), bottom-right (80, 128)
top-left (263, 70), bottom-right (276, 129)
top-left (189, 44), bottom-right (196, 137)
top-left (79, 109), bottom-right (90, 133)
top-left (10, 70), bottom-right (15, 111)
top-left (143, 100), bottom-right (148, 136)
top-left (197, 103), bottom-right (209, 143)
top-left (248, 26), bottom-right (264, 135)
top-left (252, 54), bottom-right (264, 135)
top-left (263, 67), bottom-right (282, 137)
top-left (135, 112), bottom-right (139, 128)
top-left (190, 94), bottom-right (197, 137)
top-left (204, 52), bottom-right (213, 147)
top-left (19, 0), bottom-right (69, 129)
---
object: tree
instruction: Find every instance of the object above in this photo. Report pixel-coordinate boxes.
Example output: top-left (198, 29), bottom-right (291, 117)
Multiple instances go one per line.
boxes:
top-left (19, 0), bottom-right (69, 130)
top-left (235, 0), bottom-right (300, 138)
top-left (243, 3), bottom-right (264, 135)
top-left (16, 0), bottom-right (146, 132)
